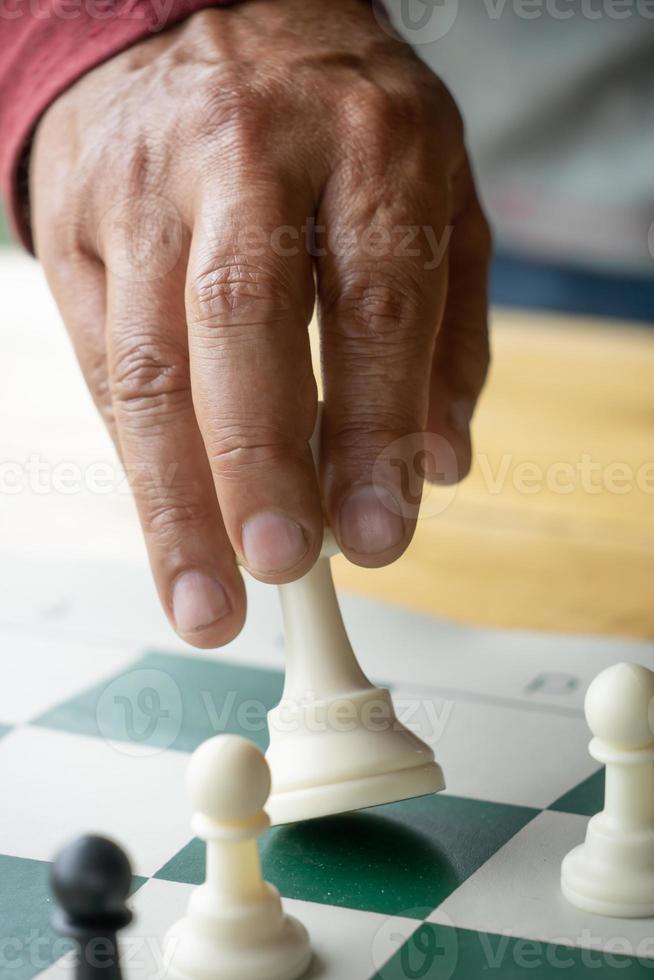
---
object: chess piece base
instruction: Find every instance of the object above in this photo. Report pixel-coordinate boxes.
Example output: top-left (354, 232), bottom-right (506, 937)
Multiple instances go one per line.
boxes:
top-left (267, 760), bottom-right (444, 826)
top-left (561, 840), bottom-right (654, 918)
top-left (165, 913), bottom-right (311, 980)
top-left (267, 685), bottom-right (445, 825)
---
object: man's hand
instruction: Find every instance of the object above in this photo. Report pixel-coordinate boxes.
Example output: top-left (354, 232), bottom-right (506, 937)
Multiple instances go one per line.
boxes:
top-left (30, 0), bottom-right (491, 648)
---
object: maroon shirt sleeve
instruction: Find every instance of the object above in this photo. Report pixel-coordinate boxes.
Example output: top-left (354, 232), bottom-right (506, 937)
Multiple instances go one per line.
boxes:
top-left (0, 0), bottom-right (237, 250)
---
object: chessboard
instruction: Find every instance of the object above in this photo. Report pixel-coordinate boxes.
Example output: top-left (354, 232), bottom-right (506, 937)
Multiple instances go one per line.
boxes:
top-left (2, 553), bottom-right (654, 980)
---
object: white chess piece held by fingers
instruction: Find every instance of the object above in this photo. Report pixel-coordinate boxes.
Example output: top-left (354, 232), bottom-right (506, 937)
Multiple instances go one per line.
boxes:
top-left (264, 404), bottom-right (445, 825)
top-left (561, 662), bottom-right (654, 918)
top-left (165, 735), bottom-right (311, 980)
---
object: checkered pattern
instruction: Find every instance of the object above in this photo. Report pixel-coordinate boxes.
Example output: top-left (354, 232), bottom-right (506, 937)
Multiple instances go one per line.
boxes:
top-left (2, 568), bottom-right (654, 979)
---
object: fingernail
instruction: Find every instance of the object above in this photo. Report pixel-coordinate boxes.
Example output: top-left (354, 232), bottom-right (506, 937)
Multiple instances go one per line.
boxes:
top-left (447, 399), bottom-right (474, 437)
top-left (242, 511), bottom-right (309, 574)
top-left (172, 570), bottom-right (230, 634)
top-left (339, 485), bottom-right (405, 555)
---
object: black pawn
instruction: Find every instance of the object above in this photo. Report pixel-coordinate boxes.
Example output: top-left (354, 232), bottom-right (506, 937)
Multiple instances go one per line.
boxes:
top-left (51, 835), bottom-right (133, 980)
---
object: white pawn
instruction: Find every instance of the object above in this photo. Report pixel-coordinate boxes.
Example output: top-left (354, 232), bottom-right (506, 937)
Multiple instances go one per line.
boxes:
top-left (561, 662), bottom-right (654, 917)
top-left (265, 405), bottom-right (444, 825)
top-left (165, 735), bottom-right (311, 980)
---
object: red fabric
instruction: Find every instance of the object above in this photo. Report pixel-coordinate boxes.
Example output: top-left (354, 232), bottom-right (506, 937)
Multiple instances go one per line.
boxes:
top-left (0, 0), bottom-right (235, 249)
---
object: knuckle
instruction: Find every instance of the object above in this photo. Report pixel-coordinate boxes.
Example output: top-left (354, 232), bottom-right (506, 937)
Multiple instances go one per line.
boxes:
top-left (326, 270), bottom-right (423, 343)
top-left (141, 495), bottom-right (212, 538)
top-left (80, 347), bottom-right (111, 404)
top-left (190, 79), bottom-right (271, 151)
top-left (385, 86), bottom-right (426, 127)
top-left (111, 338), bottom-right (189, 415)
top-left (89, 364), bottom-right (117, 427)
top-left (347, 82), bottom-right (398, 126)
top-left (39, 202), bottom-right (93, 263)
top-left (343, 81), bottom-right (425, 148)
top-left (327, 414), bottom-right (416, 466)
top-left (73, 350), bottom-right (118, 436)
top-left (206, 422), bottom-right (296, 479)
top-left (188, 257), bottom-right (293, 331)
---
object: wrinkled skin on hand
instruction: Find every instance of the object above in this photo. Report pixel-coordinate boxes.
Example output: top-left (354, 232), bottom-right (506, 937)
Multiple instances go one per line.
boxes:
top-left (31, 0), bottom-right (491, 647)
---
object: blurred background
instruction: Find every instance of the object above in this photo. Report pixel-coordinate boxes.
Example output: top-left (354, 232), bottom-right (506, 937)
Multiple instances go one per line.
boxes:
top-left (0, 206), bottom-right (9, 247)
top-left (392, 0), bottom-right (654, 322)
top-left (1, 0), bottom-right (653, 641)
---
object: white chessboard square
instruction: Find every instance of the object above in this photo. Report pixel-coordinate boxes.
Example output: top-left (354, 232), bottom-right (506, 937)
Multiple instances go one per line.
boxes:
top-left (0, 726), bottom-right (191, 875)
top-left (392, 687), bottom-right (596, 809)
top-left (39, 877), bottom-right (423, 979)
top-left (339, 592), bottom-right (654, 712)
top-left (0, 553), bottom-right (290, 670)
top-left (429, 809), bottom-right (654, 959)
top-left (0, 628), bottom-right (140, 725)
top-left (4, 552), bottom-right (654, 704)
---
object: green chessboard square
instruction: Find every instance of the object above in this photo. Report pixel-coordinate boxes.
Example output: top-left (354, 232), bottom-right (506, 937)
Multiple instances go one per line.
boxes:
top-left (375, 923), bottom-right (654, 980)
top-left (549, 769), bottom-right (604, 817)
top-left (0, 855), bottom-right (66, 980)
top-left (0, 854), bottom-right (145, 980)
top-left (156, 836), bottom-right (205, 888)
top-left (158, 794), bottom-right (537, 918)
top-left (260, 794), bottom-right (537, 916)
top-left (33, 651), bottom-right (283, 753)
